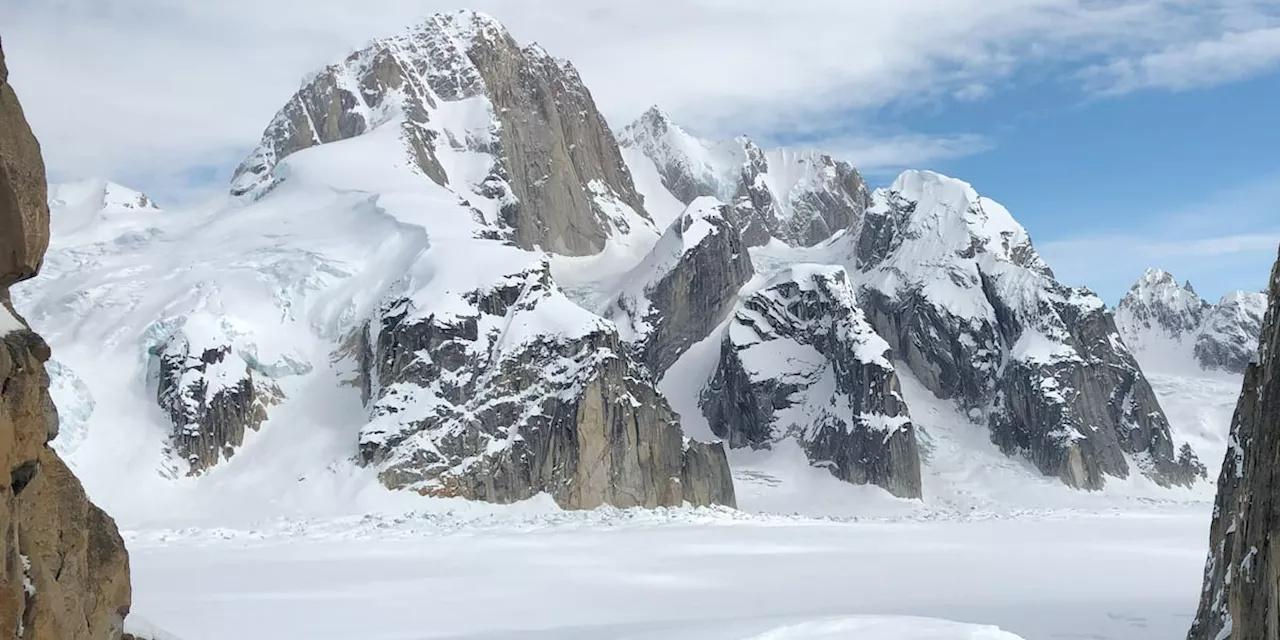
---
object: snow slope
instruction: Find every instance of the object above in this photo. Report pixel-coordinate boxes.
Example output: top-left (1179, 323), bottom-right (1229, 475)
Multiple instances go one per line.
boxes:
top-left (124, 506), bottom-right (1207, 640)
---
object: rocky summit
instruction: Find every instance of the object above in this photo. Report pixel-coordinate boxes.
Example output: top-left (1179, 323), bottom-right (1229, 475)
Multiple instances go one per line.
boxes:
top-left (620, 106), bottom-right (870, 247)
top-left (232, 10), bottom-right (649, 257)
top-left (845, 170), bottom-right (1203, 490)
top-left (1187, 248), bottom-right (1280, 640)
top-left (605, 197), bottom-right (755, 379)
top-left (1117, 268), bottom-right (1268, 375)
top-left (0, 35), bottom-right (132, 640)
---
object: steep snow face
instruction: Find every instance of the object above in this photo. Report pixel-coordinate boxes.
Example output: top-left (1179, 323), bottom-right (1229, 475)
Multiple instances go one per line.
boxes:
top-left (1116, 268), bottom-right (1267, 375)
top-left (842, 170), bottom-right (1202, 490)
top-left (46, 179), bottom-right (161, 240)
top-left (619, 107), bottom-right (869, 247)
top-left (232, 9), bottom-right (654, 257)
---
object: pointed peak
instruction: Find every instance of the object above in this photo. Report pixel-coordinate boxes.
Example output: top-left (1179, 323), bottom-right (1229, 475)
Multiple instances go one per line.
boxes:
top-left (423, 9), bottom-right (511, 45)
top-left (640, 105), bottom-right (672, 125)
top-left (1182, 279), bottom-right (1197, 294)
top-left (1132, 268), bottom-right (1177, 290)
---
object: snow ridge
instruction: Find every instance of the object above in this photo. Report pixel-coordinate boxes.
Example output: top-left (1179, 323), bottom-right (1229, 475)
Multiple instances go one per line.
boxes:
top-left (619, 106), bottom-right (869, 247)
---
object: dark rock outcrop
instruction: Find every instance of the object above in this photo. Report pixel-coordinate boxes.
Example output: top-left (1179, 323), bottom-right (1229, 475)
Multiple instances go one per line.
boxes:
top-left (232, 10), bottom-right (649, 257)
top-left (357, 260), bottom-right (735, 509)
top-left (153, 327), bottom-right (281, 474)
top-left (701, 265), bottom-right (922, 498)
top-left (1187, 247), bottom-right (1280, 640)
top-left (1, 35), bottom-right (132, 639)
top-left (849, 170), bottom-right (1201, 489)
top-left (605, 197), bottom-right (754, 379)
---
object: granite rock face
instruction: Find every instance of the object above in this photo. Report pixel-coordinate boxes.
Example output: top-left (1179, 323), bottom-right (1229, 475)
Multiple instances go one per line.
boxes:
top-left (152, 321), bottom-right (282, 474)
top-left (848, 170), bottom-right (1202, 490)
top-left (0, 35), bottom-right (132, 640)
top-left (232, 10), bottom-right (650, 257)
top-left (701, 265), bottom-right (922, 498)
top-left (605, 197), bottom-right (754, 379)
top-left (1187, 247), bottom-right (1280, 640)
top-left (356, 260), bottom-right (734, 509)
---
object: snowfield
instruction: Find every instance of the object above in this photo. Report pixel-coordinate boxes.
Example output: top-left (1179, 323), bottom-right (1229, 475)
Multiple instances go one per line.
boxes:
top-left (124, 506), bottom-right (1207, 640)
top-left (14, 174), bottom-right (1238, 638)
top-left (8, 15), bottom-right (1250, 636)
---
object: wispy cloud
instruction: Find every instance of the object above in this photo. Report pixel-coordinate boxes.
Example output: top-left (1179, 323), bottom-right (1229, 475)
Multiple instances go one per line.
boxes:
top-left (0, 0), bottom-right (1277, 200)
top-left (1038, 173), bottom-right (1280, 301)
top-left (1085, 27), bottom-right (1280, 94)
top-left (823, 134), bottom-right (993, 178)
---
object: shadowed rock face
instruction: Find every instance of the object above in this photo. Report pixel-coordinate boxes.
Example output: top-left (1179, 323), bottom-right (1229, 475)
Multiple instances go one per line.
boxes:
top-left (154, 337), bottom-right (281, 475)
top-left (701, 265), bottom-right (923, 499)
top-left (605, 198), bottom-right (754, 380)
top-left (1187, 247), bottom-right (1280, 640)
top-left (232, 11), bottom-right (648, 257)
top-left (0, 35), bottom-right (132, 640)
top-left (356, 261), bottom-right (735, 509)
top-left (850, 170), bottom-right (1202, 491)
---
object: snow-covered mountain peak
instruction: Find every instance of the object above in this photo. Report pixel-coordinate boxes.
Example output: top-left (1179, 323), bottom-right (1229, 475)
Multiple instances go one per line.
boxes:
top-left (231, 10), bottom-right (652, 257)
top-left (857, 169), bottom-right (1049, 287)
top-left (49, 179), bottom-right (159, 215)
top-left (427, 9), bottom-right (510, 45)
top-left (46, 179), bottom-right (162, 239)
top-left (1116, 268), bottom-right (1267, 374)
top-left (620, 111), bottom-right (869, 247)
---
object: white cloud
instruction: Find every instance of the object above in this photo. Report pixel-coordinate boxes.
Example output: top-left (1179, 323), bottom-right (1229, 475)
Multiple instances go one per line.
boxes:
top-left (0, 0), bottom-right (1275, 200)
top-left (1086, 27), bottom-right (1280, 94)
top-left (822, 134), bottom-right (993, 177)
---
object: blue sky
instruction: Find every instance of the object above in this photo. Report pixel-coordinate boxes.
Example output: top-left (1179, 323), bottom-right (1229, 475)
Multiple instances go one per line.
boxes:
top-left (861, 72), bottom-right (1280, 302)
top-left (2, 0), bottom-right (1278, 303)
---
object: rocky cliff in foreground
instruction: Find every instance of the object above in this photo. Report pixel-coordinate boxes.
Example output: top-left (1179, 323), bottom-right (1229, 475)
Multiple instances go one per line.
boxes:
top-left (0, 35), bottom-right (132, 640)
top-left (1187, 247), bottom-right (1280, 640)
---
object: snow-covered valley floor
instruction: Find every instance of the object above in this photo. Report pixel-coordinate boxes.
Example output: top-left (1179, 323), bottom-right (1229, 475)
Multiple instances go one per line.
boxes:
top-left (126, 505), bottom-right (1209, 640)
top-left (114, 367), bottom-right (1234, 640)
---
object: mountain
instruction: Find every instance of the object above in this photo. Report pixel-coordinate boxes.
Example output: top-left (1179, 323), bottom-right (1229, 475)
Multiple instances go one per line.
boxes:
top-left (11, 10), bottom-right (1217, 526)
top-left (840, 170), bottom-right (1202, 489)
top-left (1, 38), bottom-right (132, 640)
top-left (1187, 248), bottom-right (1280, 640)
top-left (1116, 268), bottom-right (1267, 375)
top-left (619, 106), bottom-right (869, 247)
top-left (231, 11), bottom-right (652, 257)
top-left (15, 10), bottom-right (734, 514)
